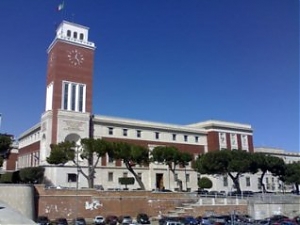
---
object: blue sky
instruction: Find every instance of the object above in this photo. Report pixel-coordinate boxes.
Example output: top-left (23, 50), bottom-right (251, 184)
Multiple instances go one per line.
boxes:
top-left (0, 0), bottom-right (299, 152)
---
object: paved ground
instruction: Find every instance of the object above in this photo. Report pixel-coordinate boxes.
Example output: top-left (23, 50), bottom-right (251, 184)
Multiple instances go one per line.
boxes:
top-left (0, 201), bottom-right (36, 224)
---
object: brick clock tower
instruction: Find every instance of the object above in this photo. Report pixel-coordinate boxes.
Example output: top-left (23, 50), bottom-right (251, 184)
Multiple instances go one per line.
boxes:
top-left (40, 21), bottom-right (96, 163)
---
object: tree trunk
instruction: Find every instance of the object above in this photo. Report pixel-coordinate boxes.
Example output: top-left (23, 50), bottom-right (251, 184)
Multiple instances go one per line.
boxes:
top-left (125, 161), bottom-right (146, 190)
top-left (228, 172), bottom-right (241, 193)
top-left (259, 171), bottom-right (267, 193)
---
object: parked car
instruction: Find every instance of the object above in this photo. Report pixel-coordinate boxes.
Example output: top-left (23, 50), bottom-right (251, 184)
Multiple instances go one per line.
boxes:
top-left (183, 216), bottom-right (198, 225)
top-left (137, 213), bottom-right (151, 224)
top-left (118, 215), bottom-right (133, 224)
top-left (36, 216), bottom-right (50, 225)
top-left (105, 215), bottom-right (118, 225)
top-left (94, 215), bottom-right (105, 225)
top-left (55, 217), bottom-right (68, 225)
top-left (72, 217), bottom-right (87, 225)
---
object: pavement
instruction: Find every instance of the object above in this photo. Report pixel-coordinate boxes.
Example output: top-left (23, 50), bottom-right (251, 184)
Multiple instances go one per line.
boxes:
top-left (0, 201), bottom-right (36, 224)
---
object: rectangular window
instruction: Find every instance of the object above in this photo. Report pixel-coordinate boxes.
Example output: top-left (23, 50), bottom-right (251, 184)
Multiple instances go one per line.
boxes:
top-left (78, 85), bottom-right (84, 112)
top-left (172, 134), bottom-right (176, 141)
top-left (186, 174), bottom-right (190, 182)
top-left (63, 83), bottom-right (69, 110)
top-left (71, 84), bottom-right (76, 111)
top-left (123, 172), bottom-right (128, 177)
top-left (184, 135), bottom-right (188, 142)
top-left (108, 127), bottom-right (113, 135)
top-left (67, 173), bottom-right (77, 183)
top-left (123, 129), bottom-right (128, 136)
top-left (62, 81), bottom-right (86, 112)
top-left (223, 176), bottom-right (228, 187)
top-left (137, 130), bottom-right (141, 138)
top-left (108, 172), bottom-right (113, 182)
top-left (195, 136), bottom-right (199, 143)
top-left (246, 177), bottom-right (251, 187)
top-left (155, 132), bottom-right (159, 140)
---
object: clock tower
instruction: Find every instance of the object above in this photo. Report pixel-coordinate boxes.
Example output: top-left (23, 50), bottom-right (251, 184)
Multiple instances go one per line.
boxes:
top-left (40, 21), bottom-right (96, 163)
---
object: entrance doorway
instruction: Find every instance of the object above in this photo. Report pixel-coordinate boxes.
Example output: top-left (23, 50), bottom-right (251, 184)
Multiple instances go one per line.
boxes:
top-left (156, 173), bottom-right (164, 191)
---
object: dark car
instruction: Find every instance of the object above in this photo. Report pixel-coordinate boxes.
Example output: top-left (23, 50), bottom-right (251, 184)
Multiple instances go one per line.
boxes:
top-left (137, 213), bottom-right (151, 224)
top-left (36, 216), bottom-right (50, 225)
top-left (183, 216), bottom-right (199, 225)
top-left (55, 217), bottom-right (68, 225)
top-left (105, 215), bottom-right (118, 225)
top-left (72, 217), bottom-right (87, 225)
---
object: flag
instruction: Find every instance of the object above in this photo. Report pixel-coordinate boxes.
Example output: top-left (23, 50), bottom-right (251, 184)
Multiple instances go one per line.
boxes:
top-left (57, 1), bottom-right (64, 11)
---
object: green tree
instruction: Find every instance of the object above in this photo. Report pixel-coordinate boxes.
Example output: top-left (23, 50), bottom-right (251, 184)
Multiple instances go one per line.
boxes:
top-left (0, 133), bottom-right (13, 167)
top-left (111, 142), bottom-right (149, 190)
top-left (19, 167), bottom-right (45, 184)
top-left (198, 176), bottom-right (213, 189)
top-left (151, 146), bottom-right (193, 191)
top-left (46, 138), bottom-right (113, 188)
top-left (252, 152), bottom-right (286, 192)
top-left (283, 162), bottom-right (300, 194)
top-left (193, 149), bottom-right (253, 193)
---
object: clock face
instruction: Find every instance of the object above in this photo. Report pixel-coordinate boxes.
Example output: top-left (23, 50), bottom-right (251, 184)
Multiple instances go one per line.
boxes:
top-left (67, 49), bottom-right (84, 66)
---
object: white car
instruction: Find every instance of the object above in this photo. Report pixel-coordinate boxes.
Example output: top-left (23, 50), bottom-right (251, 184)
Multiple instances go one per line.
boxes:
top-left (94, 215), bottom-right (105, 225)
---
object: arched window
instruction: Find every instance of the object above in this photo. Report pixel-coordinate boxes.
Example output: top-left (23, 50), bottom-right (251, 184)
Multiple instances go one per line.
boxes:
top-left (67, 30), bottom-right (71, 37)
top-left (80, 33), bottom-right (84, 40)
top-left (73, 32), bottom-right (78, 39)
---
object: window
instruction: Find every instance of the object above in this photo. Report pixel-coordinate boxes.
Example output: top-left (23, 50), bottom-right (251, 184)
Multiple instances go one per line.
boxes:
top-left (137, 130), bottom-right (141, 138)
top-left (63, 83), bottom-right (69, 110)
top-left (186, 174), bottom-right (190, 182)
top-left (108, 172), bottom-right (113, 182)
top-left (73, 31), bottom-right (78, 39)
top-left (123, 172), bottom-right (128, 177)
top-left (108, 127), bottom-right (113, 135)
top-left (257, 178), bottom-right (261, 189)
top-left (246, 177), bottom-right (251, 187)
top-left (172, 134), bottom-right (176, 141)
top-left (155, 132), bottom-right (159, 140)
top-left (62, 81), bottom-right (86, 112)
top-left (79, 33), bottom-right (84, 40)
top-left (195, 136), bottom-right (199, 143)
top-left (67, 173), bottom-right (77, 182)
top-left (223, 176), bottom-right (228, 187)
top-left (78, 85), bottom-right (84, 112)
top-left (67, 30), bottom-right (71, 37)
top-left (184, 135), bottom-right (188, 142)
top-left (71, 84), bottom-right (76, 110)
top-left (123, 129), bottom-right (128, 136)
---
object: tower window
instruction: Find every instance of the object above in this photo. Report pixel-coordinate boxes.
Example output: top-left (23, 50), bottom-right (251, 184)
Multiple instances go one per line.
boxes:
top-left (67, 30), bottom-right (71, 37)
top-left (63, 83), bottom-right (69, 110)
top-left (80, 33), bottom-right (84, 40)
top-left (71, 84), bottom-right (76, 111)
top-left (73, 32), bottom-right (78, 39)
top-left (62, 81), bottom-right (86, 112)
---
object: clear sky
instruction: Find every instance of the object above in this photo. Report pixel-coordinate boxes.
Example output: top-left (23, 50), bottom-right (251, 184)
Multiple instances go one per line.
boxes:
top-left (0, 0), bottom-right (299, 152)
